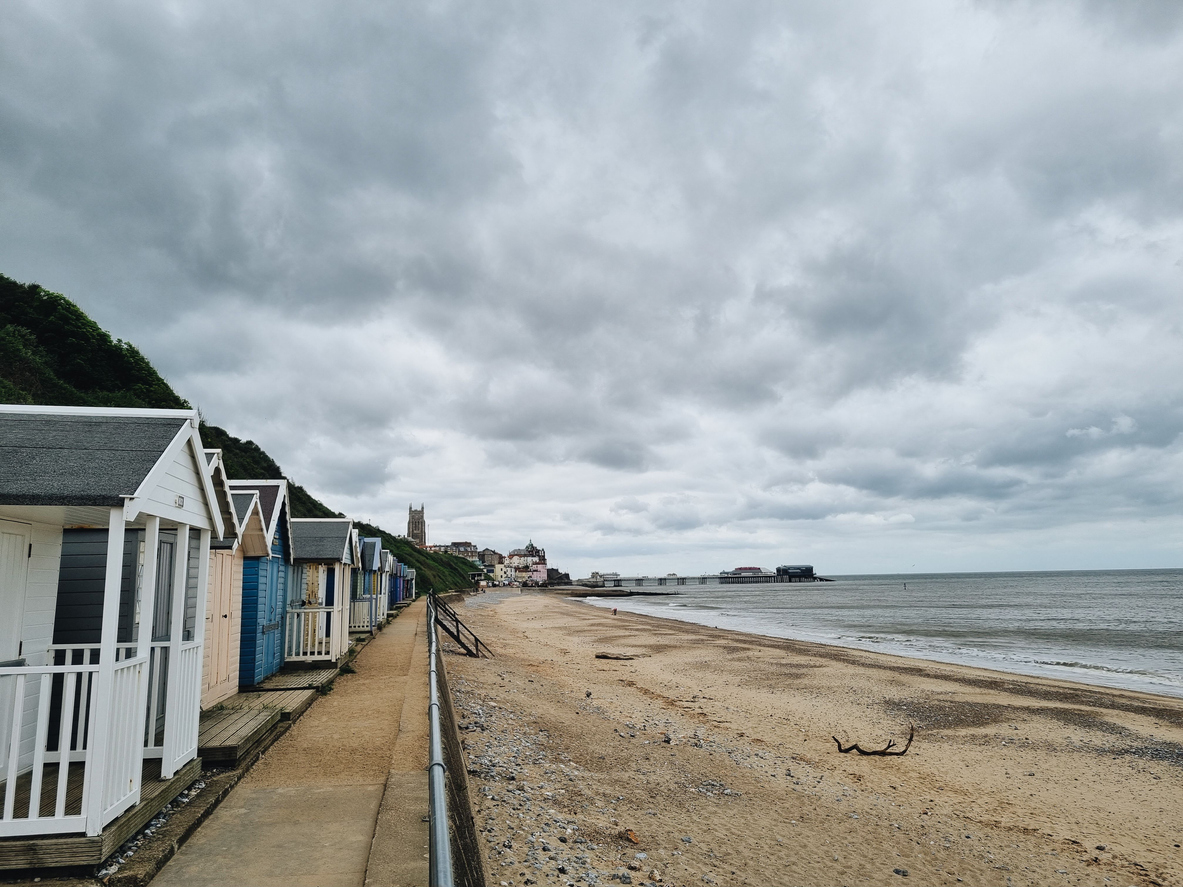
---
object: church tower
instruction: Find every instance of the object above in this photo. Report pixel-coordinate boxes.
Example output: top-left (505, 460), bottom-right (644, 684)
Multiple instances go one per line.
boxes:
top-left (407, 503), bottom-right (426, 546)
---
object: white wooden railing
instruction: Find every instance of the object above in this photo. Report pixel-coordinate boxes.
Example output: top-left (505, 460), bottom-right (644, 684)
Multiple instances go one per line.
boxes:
top-left (165, 642), bottom-right (201, 776)
top-left (0, 657), bottom-right (99, 835)
top-left (144, 645), bottom-right (168, 758)
top-left (98, 655), bottom-right (148, 824)
top-left (349, 596), bottom-right (377, 632)
top-left (143, 642), bottom-right (201, 774)
top-left (285, 606), bottom-right (339, 661)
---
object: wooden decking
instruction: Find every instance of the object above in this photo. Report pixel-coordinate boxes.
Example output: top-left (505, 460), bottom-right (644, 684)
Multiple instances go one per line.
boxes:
top-left (219, 688), bottom-right (317, 722)
top-left (196, 682), bottom-right (322, 767)
top-left (197, 707), bottom-right (280, 767)
top-left (0, 757), bottom-right (202, 870)
top-left (0, 760), bottom-right (86, 820)
top-left (256, 667), bottom-right (337, 691)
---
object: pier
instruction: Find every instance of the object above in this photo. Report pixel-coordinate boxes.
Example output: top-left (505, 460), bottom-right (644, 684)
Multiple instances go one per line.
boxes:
top-left (584, 569), bottom-right (828, 588)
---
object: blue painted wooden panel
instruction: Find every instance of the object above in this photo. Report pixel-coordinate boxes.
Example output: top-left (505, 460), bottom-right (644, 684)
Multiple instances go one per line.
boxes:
top-left (239, 518), bottom-right (289, 686)
top-left (239, 555), bottom-right (265, 686)
top-left (261, 526), bottom-right (286, 677)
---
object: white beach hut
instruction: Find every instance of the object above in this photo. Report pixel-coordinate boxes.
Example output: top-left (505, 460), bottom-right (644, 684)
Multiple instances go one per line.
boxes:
top-left (286, 519), bottom-right (357, 664)
top-left (0, 406), bottom-right (222, 866)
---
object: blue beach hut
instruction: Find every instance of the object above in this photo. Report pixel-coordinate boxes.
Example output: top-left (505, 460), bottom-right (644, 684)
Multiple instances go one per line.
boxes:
top-left (227, 480), bottom-right (292, 687)
top-left (380, 550), bottom-right (396, 613)
top-left (391, 561), bottom-right (408, 609)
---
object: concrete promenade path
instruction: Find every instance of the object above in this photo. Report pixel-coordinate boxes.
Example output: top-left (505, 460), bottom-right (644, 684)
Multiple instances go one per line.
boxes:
top-left (152, 599), bottom-right (431, 887)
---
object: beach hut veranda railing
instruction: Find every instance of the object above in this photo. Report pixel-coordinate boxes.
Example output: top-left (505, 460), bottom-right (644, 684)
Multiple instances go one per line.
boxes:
top-left (348, 571), bottom-right (380, 634)
top-left (2, 514), bottom-right (212, 838)
top-left (285, 603), bottom-right (339, 661)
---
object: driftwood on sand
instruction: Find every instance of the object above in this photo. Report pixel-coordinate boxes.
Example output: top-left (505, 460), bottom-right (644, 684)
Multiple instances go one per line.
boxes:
top-left (595, 652), bottom-right (650, 660)
top-left (833, 724), bottom-right (915, 757)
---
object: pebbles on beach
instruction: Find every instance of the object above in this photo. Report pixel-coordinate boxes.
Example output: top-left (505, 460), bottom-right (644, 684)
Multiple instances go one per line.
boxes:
top-left (460, 686), bottom-right (662, 887)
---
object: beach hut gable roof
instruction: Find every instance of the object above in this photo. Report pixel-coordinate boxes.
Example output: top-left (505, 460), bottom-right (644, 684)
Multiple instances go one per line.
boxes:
top-left (290, 518), bottom-right (354, 563)
top-left (227, 479), bottom-right (293, 561)
top-left (229, 490), bottom-right (271, 557)
top-left (0, 405), bottom-right (223, 538)
top-left (231, 490), bottom-right (256, 525)
top-left (204, 449), bottom-right (241, 549)
top-left (361, 537), bottom-right (382, 571)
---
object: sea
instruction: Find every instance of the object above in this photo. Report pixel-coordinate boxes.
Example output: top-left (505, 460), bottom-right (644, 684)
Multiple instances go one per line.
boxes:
top-left (581, 570), bottom-right (1183, 700)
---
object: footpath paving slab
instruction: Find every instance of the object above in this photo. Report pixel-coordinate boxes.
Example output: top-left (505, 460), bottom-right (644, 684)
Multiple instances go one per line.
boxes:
top-left (152, 601), bottom-right (430, 887)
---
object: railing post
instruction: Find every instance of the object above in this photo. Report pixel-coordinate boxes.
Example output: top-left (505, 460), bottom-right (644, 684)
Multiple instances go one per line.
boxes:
top-left (84, 505), bottom-right (125, 836)
top-left (130, 515), bottom-right (160, 802)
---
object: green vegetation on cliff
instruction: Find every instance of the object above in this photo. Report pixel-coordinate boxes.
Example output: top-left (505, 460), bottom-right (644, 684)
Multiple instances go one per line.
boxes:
top-left (0, 275), bottom-right (189, 409)
top-left (0, 271), bottom-right (470, 591)
top-left (196, 424), bottom-right (340, 521)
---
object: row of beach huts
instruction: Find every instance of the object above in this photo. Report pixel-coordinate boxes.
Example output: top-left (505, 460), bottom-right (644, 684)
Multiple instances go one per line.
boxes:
top-left (0, 404), bottom-right (416, 867)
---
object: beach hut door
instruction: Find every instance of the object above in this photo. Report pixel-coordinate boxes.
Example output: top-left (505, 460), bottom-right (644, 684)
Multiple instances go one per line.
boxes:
top-left (0, 520), bottom-right (30, 661)
top-left (262, 557), bottom-right (283, 675)
top-left (205, 552), bottom-right (234, 699)
top-left (0, 521), bottom-right (31, 784)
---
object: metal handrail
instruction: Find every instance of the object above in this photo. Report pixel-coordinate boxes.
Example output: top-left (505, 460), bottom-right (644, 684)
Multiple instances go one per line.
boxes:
top-left (427, 596), bottom-right (455, 887)
top-left (431, 594), bottom-right (491, 658)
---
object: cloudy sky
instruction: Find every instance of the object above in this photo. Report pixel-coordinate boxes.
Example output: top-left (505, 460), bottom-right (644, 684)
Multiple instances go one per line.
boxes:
top-left (3, 1), bottom-right (1182, 576)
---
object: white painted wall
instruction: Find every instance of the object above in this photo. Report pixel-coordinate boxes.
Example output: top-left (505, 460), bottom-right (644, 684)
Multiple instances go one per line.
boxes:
top-left (143, 444), bottom-right (213, 530)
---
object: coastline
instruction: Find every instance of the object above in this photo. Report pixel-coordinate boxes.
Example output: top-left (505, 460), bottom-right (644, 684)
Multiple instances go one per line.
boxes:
top-left (447, 591), bottom-right (1183, 887)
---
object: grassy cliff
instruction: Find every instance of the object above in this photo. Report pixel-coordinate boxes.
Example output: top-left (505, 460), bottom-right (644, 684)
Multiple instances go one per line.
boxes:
top-left (0, 272), bottom-right (471, 592)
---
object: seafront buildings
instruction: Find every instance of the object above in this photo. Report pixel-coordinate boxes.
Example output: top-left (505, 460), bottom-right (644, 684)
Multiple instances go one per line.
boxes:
top-left (420, 535), bottom-right (561, 587)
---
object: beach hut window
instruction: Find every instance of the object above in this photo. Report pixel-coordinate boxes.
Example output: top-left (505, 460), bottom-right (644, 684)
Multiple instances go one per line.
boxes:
top-left (152, 536), bottom-right (176, 642)
top-left (183, 528), bottom-right (201, 642)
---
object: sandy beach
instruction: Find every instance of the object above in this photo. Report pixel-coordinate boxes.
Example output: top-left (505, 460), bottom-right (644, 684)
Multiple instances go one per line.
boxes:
top-left (445, 591), bottom-right (1183, 887)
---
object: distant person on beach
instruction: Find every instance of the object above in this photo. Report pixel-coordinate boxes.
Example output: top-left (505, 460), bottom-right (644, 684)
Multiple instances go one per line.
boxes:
top-left (612, 607), bottom-right (618, 615)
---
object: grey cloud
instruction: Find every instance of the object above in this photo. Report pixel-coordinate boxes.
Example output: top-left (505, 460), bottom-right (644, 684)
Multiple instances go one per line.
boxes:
top-left (611, 497), bottom-right (650, 514)
top-left (575, 438), bottom-right (654, 472)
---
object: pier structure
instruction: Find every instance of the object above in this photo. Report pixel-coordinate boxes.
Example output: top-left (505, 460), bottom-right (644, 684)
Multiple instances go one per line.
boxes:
top-left (593, 566), bottom-right (822, 588)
